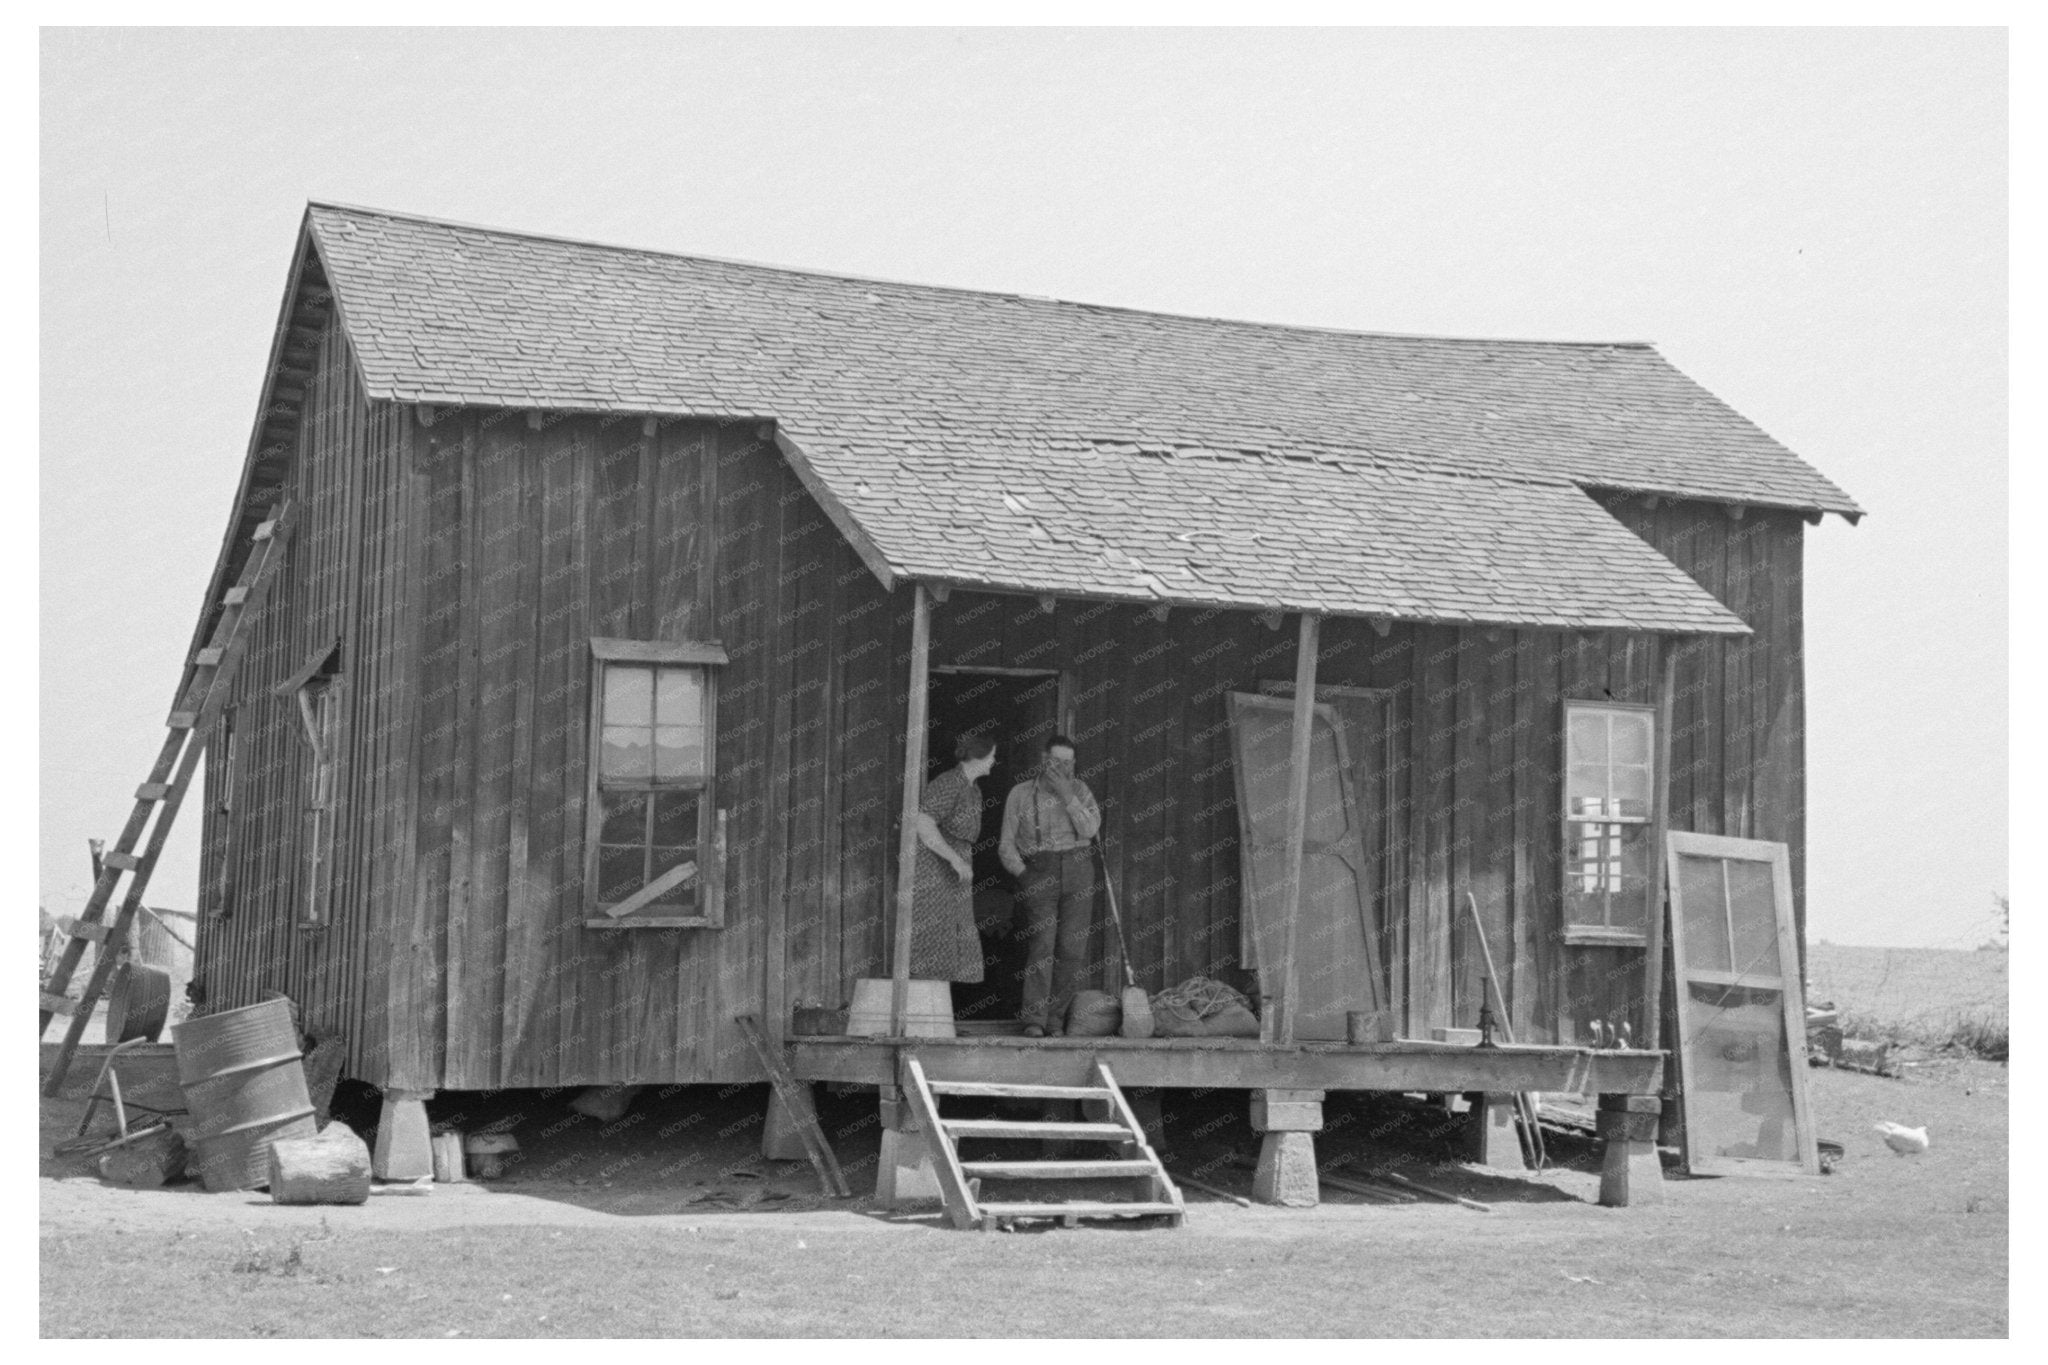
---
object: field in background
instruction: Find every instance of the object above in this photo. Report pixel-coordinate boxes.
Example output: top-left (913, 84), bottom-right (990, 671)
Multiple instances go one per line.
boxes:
top-left (1807, 943), bottom-right (2008, 1059)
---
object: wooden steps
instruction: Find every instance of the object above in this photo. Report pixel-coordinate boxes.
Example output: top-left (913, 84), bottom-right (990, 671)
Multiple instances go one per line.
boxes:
top-left (903, 1054), bottom-right (1185, 1232)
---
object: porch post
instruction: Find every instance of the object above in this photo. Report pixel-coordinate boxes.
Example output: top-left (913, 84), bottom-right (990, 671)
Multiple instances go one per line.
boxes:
top-left (1645, 637), bottom-right (1684, 1051)
top-left (1273, 610), bottom-right (1322, 1044)
top-left (890, 583), bottom-right (933, 1036)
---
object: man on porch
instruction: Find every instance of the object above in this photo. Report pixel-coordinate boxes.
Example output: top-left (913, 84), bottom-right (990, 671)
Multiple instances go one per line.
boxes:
top-left (998, 735), bottom-right (1103, 1037)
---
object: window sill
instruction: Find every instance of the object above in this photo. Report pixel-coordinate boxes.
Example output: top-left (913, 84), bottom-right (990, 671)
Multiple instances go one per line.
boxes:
top-left (583, 916), bottom-right (719, 930)
top-left (1561, 926), bottom-right (1649, 948)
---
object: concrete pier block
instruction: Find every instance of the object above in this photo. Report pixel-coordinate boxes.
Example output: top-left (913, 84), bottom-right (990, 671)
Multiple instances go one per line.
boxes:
top-left (761, 1084), bottom-right (811, 1161)
top-left (875, 1125), bottom-right (941, 1207)
top-left (1252, 1130), bottom-right (1320, 1207)
top-left (372, 1090), bottom-right (434, 1181)
top-left (1598, 1093), bottom-right (1665, 1207)
top-left (1467, 1092), bottom-right (1527, 1170)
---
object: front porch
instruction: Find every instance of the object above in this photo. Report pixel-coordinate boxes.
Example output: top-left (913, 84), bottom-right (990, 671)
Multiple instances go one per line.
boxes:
top-left (785, 1031), bottom-right (1666, 1210)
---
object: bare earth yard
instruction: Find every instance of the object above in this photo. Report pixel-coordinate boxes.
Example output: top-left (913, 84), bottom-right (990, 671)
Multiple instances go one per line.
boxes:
top-left (40, 1055), bottom-right (2006, 1338)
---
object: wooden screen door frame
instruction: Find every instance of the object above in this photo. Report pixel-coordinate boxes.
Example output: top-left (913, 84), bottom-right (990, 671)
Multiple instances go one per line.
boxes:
top-left (1256, 680), bottom-right (1398, 1026)
top-left (1227, 689), bottom-right (1389, 1036)
top-left (1665, 831), bottom-right (1820, 1177)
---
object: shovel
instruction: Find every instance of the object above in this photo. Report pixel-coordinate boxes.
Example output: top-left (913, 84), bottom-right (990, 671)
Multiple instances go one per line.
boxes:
top-left (1094, 837), bottom-right (1153, 1038)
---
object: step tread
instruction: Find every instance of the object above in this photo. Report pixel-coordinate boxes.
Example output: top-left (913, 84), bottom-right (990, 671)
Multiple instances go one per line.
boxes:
top-left (976, 1200), bottom-right (1183, 1218)
top-left (943, 1120), bottom-right (1131, 1141)
top-left (928, 1082), bottom-right (1110, 1100)
top-left (958, 1160), bottom-right (1158, 1178)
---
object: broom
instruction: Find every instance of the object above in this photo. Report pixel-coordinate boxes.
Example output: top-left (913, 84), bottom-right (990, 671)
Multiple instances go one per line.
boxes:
top-left (1095, 836), bottom-right (1154, 1038)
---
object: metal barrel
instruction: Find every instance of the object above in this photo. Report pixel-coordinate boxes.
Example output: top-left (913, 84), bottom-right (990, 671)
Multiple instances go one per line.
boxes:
top-left (171, 998), bottom-right (318, 1191)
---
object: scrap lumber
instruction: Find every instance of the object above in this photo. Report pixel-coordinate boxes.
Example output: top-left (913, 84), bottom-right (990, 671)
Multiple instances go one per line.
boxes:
top-left (734, 1013), bottom-right (851, 1197)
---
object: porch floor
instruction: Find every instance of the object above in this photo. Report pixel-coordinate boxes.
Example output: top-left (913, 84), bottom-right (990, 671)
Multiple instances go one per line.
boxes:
top-left (788, 1034), bottom-right (1664, 1096)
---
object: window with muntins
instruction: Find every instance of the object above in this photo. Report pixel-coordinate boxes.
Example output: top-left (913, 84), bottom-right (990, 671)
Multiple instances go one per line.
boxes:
top-left (1561, 701), bottom-right (1655, 945)
top-left (585, 639), bottom-right (727, 927)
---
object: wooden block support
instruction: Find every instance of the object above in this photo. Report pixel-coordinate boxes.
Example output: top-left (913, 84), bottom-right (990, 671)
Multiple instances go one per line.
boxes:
top-left (271, 1124), bottom-right (373, 1205)
top-left (372, 1090), bottom-right (434, 1180)
top-left (1252, 1130), bottom-right (1319, 1207)
top-left (1251, 1088), bottom-right (1324, 1133)
top-left (1597, 1093), bottom-right (1664, 1207)
top-left (1467, 1092), bottom-right (1527, 1170)
top-left (1596, 1110), bottom-right (1661, 1143)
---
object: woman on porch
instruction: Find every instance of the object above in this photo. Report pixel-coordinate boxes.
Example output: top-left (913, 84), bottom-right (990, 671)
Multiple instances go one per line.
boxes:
top-left (909, 733), bottom-right (999, 984)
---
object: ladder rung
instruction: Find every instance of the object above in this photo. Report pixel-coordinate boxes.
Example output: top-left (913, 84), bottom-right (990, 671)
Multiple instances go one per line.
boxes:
top-left (942, 1120), bottom-right (1131, 1142)
top-left (959, 1160), bottom-right (1156, 1179)
top-left (929, 1082), bottom-right (1111, 1101)
top-left (976, 1201), bottom-right (1182, 1219)
top-left (102, 850), bottom-right (141, 871)
top-left (69, 922), bottom-right (113, 944)
top-left (136, 782), bottom-right (171, 801)
top-left (224, 586), bottom-right (249, 605)
top-left (195, 647), bottom-right (225, 667)
top-left (41, 993), bottom-right (76, 1016)
top-left (167, 712), bottom-right (198, 730)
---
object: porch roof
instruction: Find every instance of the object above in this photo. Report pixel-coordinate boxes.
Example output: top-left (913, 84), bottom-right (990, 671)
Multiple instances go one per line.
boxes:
top-left (300, 202), bottom-right (1862, 633)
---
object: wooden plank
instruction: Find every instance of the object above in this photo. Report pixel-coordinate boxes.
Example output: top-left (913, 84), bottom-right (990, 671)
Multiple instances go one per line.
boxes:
top-left (929, 1081), bottom-right (1109, 1100)
top-left (547, 425), bottom-right (593, 1083)
top-left (941, 1119), bottom-right (1132, 1141)
top-left (900, 1054), bottom-right (980, 1228)
top-left (889, 585), bottom-right (933, 1034)
top-left (1646, 639), bottom-right (1684, 1052)
top-left (976, 1200), bottom-right (1181, 1218)
top-left (1274, 613), bottom-right (1321, 1043)
top-left (959, 1160), bottom-right (1153, 1178)
top-left (735, 1013), bottom-right (851, 1197)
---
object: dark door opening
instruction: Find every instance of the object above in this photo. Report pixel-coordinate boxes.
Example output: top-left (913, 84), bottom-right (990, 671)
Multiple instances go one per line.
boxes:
top-left (926, 668), bottom-right (1062, 1022)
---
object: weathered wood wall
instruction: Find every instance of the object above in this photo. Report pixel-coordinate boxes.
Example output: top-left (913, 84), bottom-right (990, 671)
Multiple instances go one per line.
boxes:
top-left (371, 412), bottom-right (900, 1089)
top-left (196, 304), bottom-right (410, 1083)
top-left (199, 328), bottom-right (1808, 1080)
top-left (914, 496), bottom-right (1805, 1047)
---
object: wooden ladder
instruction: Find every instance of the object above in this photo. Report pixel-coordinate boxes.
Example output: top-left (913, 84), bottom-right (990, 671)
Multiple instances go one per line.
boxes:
top-left (902, 1055), bottom-right (1185, 1232)
top-left (40, 502), bottom-right (295, 1094)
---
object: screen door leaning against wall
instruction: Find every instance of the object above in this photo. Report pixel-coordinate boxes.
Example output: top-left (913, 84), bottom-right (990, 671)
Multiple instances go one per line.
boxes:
top-left (1665, 832), bottom-right (1819, 1176)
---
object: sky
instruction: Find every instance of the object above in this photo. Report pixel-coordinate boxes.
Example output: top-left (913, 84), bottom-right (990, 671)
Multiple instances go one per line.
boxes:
top-left (37, 26), bottom-right (2007, 949)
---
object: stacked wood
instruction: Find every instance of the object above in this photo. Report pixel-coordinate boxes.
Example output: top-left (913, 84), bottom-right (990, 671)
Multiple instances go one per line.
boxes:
top-left (268, 1121), bottom-right (371, 1205)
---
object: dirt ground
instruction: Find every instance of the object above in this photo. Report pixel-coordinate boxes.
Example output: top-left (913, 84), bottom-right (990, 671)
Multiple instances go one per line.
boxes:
top-left (39, 1059), bottom-right (2008, 1337)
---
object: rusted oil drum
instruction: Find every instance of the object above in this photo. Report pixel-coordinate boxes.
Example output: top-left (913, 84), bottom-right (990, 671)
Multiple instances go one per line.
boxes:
top-left (108, 961), bottom-right (172, 1043)
top-left (171, 998), bottom-right (317, 1191)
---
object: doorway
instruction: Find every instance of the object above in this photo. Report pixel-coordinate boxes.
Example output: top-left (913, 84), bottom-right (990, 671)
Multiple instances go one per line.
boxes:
top-left (926, 667), bottom-right (1063, 1021)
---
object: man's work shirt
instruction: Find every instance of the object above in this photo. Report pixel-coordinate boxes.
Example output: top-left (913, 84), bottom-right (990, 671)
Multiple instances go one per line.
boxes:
top-left (998, 775), bottom-right (1103, 875)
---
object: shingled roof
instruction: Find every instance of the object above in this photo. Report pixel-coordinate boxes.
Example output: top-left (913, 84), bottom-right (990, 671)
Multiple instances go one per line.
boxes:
top-left (294, 202), bottom-right (1861, 632)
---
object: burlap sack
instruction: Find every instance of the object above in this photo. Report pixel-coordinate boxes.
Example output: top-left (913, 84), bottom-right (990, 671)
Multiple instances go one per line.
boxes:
top-left (1065, 989), bottom-right (1122, 1037)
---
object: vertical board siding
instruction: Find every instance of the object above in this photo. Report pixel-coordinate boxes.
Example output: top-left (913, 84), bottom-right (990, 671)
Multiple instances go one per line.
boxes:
top-left (203, 355), bottom-right (1812, 1082)
top-left (194, 308), bottom-right (411, 1085)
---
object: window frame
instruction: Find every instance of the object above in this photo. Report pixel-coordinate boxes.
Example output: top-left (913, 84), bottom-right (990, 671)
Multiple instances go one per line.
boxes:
top-left (582, 637), bottom-right (728, 929)
top-left (1559, 699), bottom-right (1657, 947)
top-left (272, 641), bottom-right (344, 930)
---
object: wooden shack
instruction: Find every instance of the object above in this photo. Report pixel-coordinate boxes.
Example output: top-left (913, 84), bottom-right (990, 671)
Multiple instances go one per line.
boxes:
top-left (184, 203), bottom-right (1858, 1197)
